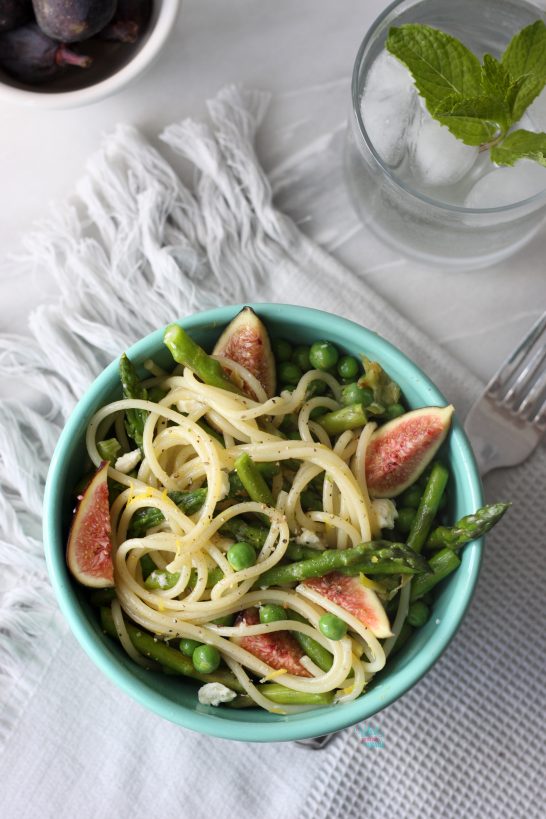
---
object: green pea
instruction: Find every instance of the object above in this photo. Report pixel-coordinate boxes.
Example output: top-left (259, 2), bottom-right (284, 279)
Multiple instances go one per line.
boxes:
top-left (278, 361), bottom-right (302, 384)
top-left (407, 601), bottom-right (430, 628)
top-left (259, 604), bottom-right (287, 624)
top-left (192, 644), bottom-right (221, 673)
top-left (227, 541), bottom-right (256, 571)
top-left (306, 379), bottom-right (328, 398)
top-left (292, 345), bottom-right (311, 371)
top-left (309, 340), bottom-right (339, 371)
top-left (211, 613), bottom-right (235, 626)
top-left (399, 484), bottom-right (423, 509)
top-left (272, 338), bottom-right (292, 362)
top-left (179, 638), bottom-right (202, 657)
top-left (318, 613), bottom-right (347, 640)
top-left (337, 355), bottom-right (359, 380)
top-left (385, 403), bottom-right (405, 420)
top-left (340, 383), bottom-right (374, 407)
top-left (397, 506), bottom-right (417, 534)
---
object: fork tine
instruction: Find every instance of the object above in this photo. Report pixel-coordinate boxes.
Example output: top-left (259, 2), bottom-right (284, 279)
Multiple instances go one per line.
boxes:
top-left (501, 343), bottom-right (546, 409)
top-left (519, 369), bottom-right (546, 420)
top-left (489, 312), bottom-right (546, 399)
top-left (535, 398), bottom-right (546, 431)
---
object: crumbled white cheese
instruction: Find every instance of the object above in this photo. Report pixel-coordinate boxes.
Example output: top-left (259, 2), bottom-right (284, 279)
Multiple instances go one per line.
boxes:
top-left (217, 470), bottom-right (230, 502)
top-left (198, 682), bottom-right (237, 706)
top-left (150, 570), bottom-right (170, 589)
top-left (295, 528), bottom-right (321, 545)
top-left (372, 498), bottom-right (398, 530)
top-left (114, 448), bottom-right (142, 474)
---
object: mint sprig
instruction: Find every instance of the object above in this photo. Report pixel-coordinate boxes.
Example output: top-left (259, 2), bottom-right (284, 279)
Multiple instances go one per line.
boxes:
top-left (386, 20), bottom-right (546, 167)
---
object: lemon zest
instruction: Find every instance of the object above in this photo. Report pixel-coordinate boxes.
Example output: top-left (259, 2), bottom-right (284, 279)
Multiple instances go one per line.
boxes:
top-left (358, 572), bottom-right (384, 592)
top-left (260, 668), bottom-right (288, 682)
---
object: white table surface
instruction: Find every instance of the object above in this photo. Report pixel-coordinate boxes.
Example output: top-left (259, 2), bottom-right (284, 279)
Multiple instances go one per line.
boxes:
top-left (1, 0), bottom-right (545, 384)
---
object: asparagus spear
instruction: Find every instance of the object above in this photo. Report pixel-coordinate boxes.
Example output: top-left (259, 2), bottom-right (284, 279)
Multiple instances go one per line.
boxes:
top-left (234, 452), bottom-right (274, 507)
top-left (319, 403), bottom-right (368, 436)
top-left (407, 462), bottom-right (449, 554)
top-left (257, 541), bottom-right (430, 587)
top-left (100, 606), bottom-right (242, 688)
top-left (100, 608), bottom-right (333, 706)
top-left (425, 503), bottom-right (510, 550)
top-left (288, 611), bottom-right (333, 672)
top-left (97, 438), bottom-right (122, 463)
top-left (130, 463), bottom-right (280, 540)
top-left (164, 323), bottom-right (242, 395)
top-left (120, 353), bottom-right (148, 448)
top-left (219, 518), bottom-right (269, 549)
top-left (128, 489), bottom-right (208, 538)
top-left (227, 686), bottom-right (334, 708)
top-left (409, 548), bottom-right (461, 601)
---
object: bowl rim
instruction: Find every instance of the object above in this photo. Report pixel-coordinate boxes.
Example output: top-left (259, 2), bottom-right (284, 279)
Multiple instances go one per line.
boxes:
top-left (0, 0), bottom-right (181, 110)
top-left (43, 303), bottom-right (484, 742)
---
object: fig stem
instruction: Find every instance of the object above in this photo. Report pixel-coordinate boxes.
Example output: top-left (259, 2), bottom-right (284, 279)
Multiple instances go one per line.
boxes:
top-left (425, 502), bottom-right (511, 550)
top-left (409, 549), bottom-right (461, 602)
top-left (407, 462), bottom-right (450, 554)
top-left (163, 323), bottom-right (244, 396)
top-left (56, 44), bottom-right (92, 69)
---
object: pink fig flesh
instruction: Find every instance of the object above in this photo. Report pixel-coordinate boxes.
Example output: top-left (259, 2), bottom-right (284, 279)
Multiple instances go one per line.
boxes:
top-left (366, 405), bottom-right (453, 498)
top-left (213, 307), bottom-right (276, 398)
top-left (233, 608), bottom-right (311, 677)
top-left (66, 461), bottom-right (114, 588)
top-left (304, 572), bottom-right (392, 639)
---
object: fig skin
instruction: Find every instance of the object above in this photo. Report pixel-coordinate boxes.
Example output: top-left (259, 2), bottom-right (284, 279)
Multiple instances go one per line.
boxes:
top-left (0, 22), bottom-right (92, 84)
top-left (366, 405), bottom-right (454, 499)
top-left (213, 307), bottom-right (277, 399)
top-left (32, 0), bottom-right (117, 43)
top-left (99, 0), bottom-right (151, 42)
top-left (0, 0), bottom-right (33, 33)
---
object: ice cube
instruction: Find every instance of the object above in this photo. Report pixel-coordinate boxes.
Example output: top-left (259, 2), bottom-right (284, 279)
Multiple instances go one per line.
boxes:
top-left (409, 102), bottom-right (479, 186)
top-left (360, 50), bottom-right (417, 167)
top-left (526, 86), bottom-right (546, 132)
top-left (465, 159), bottom-right (546, 208)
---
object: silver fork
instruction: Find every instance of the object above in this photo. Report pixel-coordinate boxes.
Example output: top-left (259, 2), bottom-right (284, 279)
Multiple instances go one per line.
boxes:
top-left (297, 311), bottom-right (546, 751)
top-left (464, 310), bottom-right (546, 475)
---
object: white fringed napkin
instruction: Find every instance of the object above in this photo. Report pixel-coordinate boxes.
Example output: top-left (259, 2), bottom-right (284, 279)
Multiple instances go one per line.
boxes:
top-left (0, 85), bottom-right (543, 819)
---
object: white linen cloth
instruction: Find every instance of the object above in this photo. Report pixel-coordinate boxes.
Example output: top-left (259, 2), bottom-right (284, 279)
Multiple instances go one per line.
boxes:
top-left (0, 86), bottom-right (544, 819)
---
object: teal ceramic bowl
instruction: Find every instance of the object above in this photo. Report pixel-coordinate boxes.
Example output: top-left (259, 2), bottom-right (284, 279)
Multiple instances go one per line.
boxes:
top-left (43, 304), bottom-right (483, 742)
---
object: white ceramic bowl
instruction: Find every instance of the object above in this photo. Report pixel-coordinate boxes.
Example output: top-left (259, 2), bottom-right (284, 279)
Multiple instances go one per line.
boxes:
top-left (0, 0), bottom-right (180, 109)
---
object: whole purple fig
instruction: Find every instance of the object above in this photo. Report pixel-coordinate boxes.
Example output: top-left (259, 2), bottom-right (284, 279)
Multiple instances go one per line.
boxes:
top-left (32, 0), bottom-right (117, 43)
top-left (99, 0), bottom-right (151, 44)
top-left (0, 0), bottom-right (33, 33)
top-left (0, 22), bottom-right (92, 83)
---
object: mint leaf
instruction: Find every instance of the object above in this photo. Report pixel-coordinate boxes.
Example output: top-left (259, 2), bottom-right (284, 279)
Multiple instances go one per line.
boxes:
top-left (482, 54), bottom-right (511, 97)
top-left (434, 94), bottom-right (509, 146)
top-left (490, 129), bottom-right (546, 166)
top-left (502, 20), bottom-right (546, 119)
top-left (386, 24), bottom-right (483, 113)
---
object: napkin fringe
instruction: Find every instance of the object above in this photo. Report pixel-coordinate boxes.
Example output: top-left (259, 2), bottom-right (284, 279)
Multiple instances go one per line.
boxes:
top-left (0, 85), bottom-right (281, 748)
